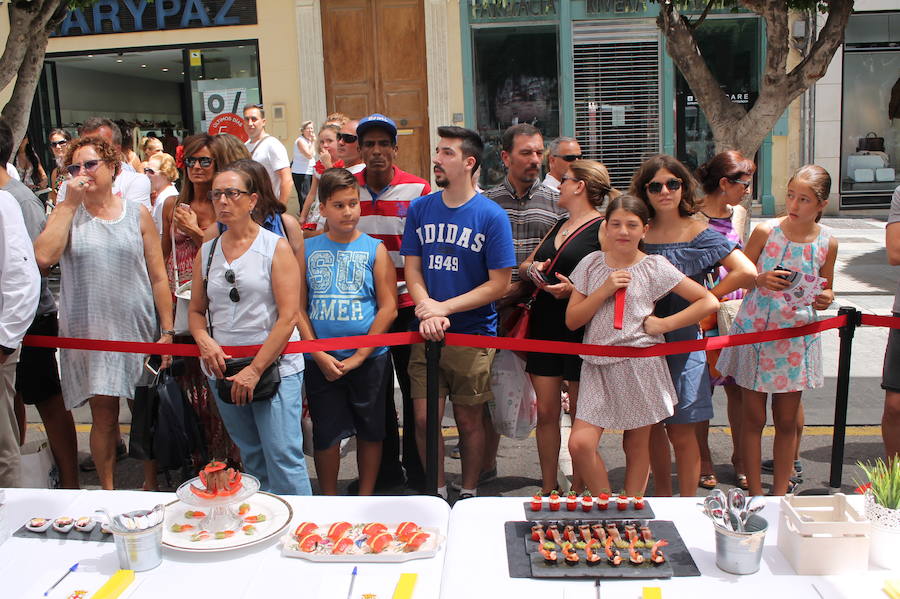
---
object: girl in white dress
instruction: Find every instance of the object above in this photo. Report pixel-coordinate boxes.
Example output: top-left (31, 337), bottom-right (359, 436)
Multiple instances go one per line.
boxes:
top-left (565, 196), bottom-right (717, 496)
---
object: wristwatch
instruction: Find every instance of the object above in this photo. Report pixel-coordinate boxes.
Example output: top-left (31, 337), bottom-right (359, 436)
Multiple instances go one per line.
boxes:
top-left (161, 329), bottom-right (176, 336)
top-left (0, 345), bottom-right (15, 355)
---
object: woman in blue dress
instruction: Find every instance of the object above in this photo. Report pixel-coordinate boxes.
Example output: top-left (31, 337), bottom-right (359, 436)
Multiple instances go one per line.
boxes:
top-left (630, 155), bottom-right (756, 497)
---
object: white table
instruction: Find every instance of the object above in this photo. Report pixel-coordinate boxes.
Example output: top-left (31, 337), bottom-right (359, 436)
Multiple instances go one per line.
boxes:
top-left (441, 496), bottom-right (896, 599)
top-left (0, 489), bottom-right (449, 599)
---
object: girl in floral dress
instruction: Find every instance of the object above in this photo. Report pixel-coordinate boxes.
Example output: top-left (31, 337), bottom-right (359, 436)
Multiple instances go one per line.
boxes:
top-left (717, 165), bottom-right (838, 496)
top-left (565, 196), bottom-right (718, 497)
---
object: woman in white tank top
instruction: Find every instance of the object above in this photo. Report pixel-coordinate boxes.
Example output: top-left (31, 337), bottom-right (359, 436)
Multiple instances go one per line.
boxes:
top-left (189, 165), bottom-right (311, 495)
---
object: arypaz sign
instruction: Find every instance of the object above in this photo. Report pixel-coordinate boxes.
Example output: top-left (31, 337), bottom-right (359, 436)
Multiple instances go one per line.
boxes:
top-left (54, 0), bottom-right (258, 37)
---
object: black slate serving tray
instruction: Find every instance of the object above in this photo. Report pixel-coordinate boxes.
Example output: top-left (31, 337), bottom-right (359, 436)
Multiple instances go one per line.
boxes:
top-left (14, 522), bottom-right (114, 543)
top-left (504, 519), bottom-right (700, 580)
top-left (522, 500), bottom-right (655, 520)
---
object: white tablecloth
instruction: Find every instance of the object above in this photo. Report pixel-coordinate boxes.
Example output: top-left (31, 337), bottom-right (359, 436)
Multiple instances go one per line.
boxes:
top-left (440, 496), bottom-right (896, 599)
top-left (0, 489), bottom-right (449, 599)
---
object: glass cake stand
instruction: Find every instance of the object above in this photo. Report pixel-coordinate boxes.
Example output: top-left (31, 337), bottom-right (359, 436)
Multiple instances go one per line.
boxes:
top-left (175, 473), bottom-right (260, 532)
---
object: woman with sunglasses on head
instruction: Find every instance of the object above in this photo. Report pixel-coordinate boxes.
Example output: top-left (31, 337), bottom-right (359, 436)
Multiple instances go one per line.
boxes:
top-left (47, 129), bottom-right (72, 205)
top-left (34, 136), bottom-right (174, 490)
top-left (143, 152), bottom-right (179, 235)
top-left (161, 133), bottom-right (243, 475)
top-left (630, 155), bottom-right (756, 497)
top-left (188, 166), bottom-right (311, 495)
top-left (693, 151), bottom-right (756, 491)
top-left (519, 159), bottom-right (614, 495)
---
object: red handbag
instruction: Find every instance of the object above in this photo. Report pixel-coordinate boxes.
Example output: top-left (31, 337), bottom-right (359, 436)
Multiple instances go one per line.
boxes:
top-left (502, 217), bottom-right (603, 348)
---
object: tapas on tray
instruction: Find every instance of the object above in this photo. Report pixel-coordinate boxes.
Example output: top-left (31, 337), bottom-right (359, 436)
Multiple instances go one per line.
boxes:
top-left (282, 521), bottom-right (442, 563)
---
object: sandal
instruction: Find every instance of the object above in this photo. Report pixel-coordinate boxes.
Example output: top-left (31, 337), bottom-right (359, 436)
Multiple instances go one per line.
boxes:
top-left (736, 474), bottom-right (749, 491)
top-left (699, 473), bottom-right (718, 489)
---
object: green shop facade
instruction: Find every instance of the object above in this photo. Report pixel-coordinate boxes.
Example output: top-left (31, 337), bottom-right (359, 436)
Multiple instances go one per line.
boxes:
top-left (462, 0), bottom-right (781, 215)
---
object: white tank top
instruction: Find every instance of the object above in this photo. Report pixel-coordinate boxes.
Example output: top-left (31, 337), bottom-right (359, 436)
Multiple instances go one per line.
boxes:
top-left (201, 228), bottom-right (303, 377)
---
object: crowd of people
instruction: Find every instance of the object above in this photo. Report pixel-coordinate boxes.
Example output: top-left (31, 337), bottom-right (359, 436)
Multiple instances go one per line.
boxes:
top-left (0, 107), bottom-right (897, 502)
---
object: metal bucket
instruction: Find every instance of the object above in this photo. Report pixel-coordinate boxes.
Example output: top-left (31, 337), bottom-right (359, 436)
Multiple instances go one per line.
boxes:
top-left (112, 517), bottom-right (163, 571)
top-left (714, 514), bottom-right (768, 575)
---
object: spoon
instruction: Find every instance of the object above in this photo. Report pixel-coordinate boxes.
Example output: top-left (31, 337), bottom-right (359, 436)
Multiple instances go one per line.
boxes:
top-left (727, 488), bottom-right (746, 532)
top-left (704, 496), bottom-right (730, 531)
top-left (741, 496), bottom-right (765, 527)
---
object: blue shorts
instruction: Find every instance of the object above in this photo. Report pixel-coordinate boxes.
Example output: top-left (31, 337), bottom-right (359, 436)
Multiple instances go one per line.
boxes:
top-left (664, 348), bottom-right (714, 424)
top-left (305, 352), bottom-right (390, 451)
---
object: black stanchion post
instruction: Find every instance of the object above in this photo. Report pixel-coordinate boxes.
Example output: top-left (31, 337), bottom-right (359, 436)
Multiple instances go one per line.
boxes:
top-left (424, 339), bottom-right (443, 496)
top-left (829, 306), bottom-right (861, 489)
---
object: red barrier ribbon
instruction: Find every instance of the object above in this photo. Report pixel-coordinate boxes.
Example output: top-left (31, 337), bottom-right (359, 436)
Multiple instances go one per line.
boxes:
top-left (613, 288), bottom-right (625, 330)
top-left (861, 314), bottom-right (900, 330)
top-left (23, 314), bottom-right (861, 359)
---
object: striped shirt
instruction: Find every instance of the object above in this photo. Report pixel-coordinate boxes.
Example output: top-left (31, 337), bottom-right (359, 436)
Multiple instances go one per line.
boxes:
top-left (355, 165), bottom-right (431, 307)
top-left (483, 177), bottom-right (564, 281)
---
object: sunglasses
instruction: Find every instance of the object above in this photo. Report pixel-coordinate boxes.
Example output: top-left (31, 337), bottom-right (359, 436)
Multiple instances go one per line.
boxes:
top-left (50, 140), bottom-right (68, 148)
top-left (184, 156), bottom-right (213, 168)
top-left (728, 178), bottom-right (752, 188)
top-left (555, 154), bottom-right (583, 162)
top-left (338, 133), bottom-right (358, 144)
top-left (224, 269), bottom-right (240, 303)
top-left (208, 188), bottom-right (250, 201)
top-left (143, 167), bottom-right (156, 176)
top-left (560, 175), bottom-right (579, 184)
top-left (645, 178), bottom-right (682, 194)
top-left (65, 160), bottom-right (103, 177)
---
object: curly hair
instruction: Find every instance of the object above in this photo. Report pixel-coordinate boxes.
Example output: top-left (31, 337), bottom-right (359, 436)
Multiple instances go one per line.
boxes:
top-left (629, 154), bottom-right (698, 219)
top-left (64, 136), bottom-right (121, 180)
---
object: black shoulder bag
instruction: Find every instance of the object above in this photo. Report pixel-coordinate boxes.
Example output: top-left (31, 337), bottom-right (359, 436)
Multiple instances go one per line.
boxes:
top-left (205, 235), bottom-right (281, 403)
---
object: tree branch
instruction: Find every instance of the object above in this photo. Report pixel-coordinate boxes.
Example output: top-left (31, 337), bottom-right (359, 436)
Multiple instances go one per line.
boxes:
top-left (760, 0), bottom-right (790, 88)
top-left (688, 0), bottom-right (717, 31)
top-left (785, 0), bottom-right (854, 96)
top-left (657, 1), bottom-right (745, 147)
top-left (0, 0), bottom-right (64, 91)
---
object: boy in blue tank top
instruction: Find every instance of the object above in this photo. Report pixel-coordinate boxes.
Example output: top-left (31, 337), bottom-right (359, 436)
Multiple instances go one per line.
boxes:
top-left (297, 168), bottom-right (398, 496)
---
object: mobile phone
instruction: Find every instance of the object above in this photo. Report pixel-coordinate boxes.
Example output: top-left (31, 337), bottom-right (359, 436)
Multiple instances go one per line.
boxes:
top-left (774, 265), bottom-right (796, 281)
top-left (144, 355), bottom-right (162, 376)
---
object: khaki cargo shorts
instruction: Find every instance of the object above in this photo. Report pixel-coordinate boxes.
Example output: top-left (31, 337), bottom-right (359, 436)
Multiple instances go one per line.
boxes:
top-left (408, 344), bottom-right (496, 406)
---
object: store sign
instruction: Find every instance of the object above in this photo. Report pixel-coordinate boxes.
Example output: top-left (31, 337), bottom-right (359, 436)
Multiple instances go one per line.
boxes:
top-left (202, 88), bottom-right (249, 142)
top-left (470, 0), bottom-right (557, 21)
top-left (686, 91), bottom-right (752, 106)
top-left (54, 0), bottom-right (257, 37)
top-left (585, 0), bottom-right (726, 16)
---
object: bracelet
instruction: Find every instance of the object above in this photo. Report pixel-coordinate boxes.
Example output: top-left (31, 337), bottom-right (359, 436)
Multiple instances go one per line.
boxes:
top-left (161, 329), bottom-right (176, 336)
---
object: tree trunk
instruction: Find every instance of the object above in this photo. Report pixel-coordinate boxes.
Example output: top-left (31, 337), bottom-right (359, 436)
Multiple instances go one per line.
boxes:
top-left (658, 0), bottom-right (854, 160)
top-left (0, 1), bottom-right (67, 147)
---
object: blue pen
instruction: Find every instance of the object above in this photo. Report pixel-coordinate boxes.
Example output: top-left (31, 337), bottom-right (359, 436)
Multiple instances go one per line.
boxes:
top-left (44, 562), bottom-right (79, 597)
top-left (346, 566), bottom-right (358, 599)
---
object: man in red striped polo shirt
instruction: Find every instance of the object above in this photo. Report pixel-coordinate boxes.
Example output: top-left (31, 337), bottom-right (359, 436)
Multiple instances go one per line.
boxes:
top-left (354, 113), bottom-right (431, 491)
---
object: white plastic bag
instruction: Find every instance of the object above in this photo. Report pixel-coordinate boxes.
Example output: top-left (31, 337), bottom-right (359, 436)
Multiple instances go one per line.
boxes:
top-left (20, 439), bottom-right (58, 489)
top-left (489, 350), bottom-right (537, 439)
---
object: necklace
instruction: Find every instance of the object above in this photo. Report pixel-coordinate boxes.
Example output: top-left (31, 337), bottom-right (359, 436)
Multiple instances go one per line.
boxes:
top-left (560, 210), bottom-right (600, 237)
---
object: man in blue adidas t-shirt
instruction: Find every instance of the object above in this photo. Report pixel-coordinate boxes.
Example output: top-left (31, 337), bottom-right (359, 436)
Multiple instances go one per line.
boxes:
top-left (400, 126), bottom-right (515, 501)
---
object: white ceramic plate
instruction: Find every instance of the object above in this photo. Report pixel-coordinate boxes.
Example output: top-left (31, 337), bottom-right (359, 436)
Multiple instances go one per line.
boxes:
top-left (281, 524), bottom-right (442, 563)
top-left (162, 491), bottom-right (292, 552)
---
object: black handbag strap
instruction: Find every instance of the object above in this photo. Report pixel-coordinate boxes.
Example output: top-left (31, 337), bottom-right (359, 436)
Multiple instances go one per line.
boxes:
top-left (528, 216), bottom-right (603, 301)
top-left (204, 236), bottom-right (221, 339)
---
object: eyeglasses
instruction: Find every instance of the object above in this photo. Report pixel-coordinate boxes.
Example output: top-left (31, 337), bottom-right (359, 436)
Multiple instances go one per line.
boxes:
top-left (143, 167), bottom-right (156, 176)
top-left (560, 175), bottom-right (579, 184)
top-left (224, 269), bottom-right (240, 303)
top-left (555, 154), bottom-right (583, 162)
top-left (338, 133), bottom-right (358, 144)
top-left (65, 160), bottom-right (103, 177)
top-left (50, 140), bottom-right (68, 148)
top-left (208, 188), bottom-right (250, 201)
top-left (645, 178), bottom-right (682, 194)
top-left (728, 178), bottom-right (752, 188)
top-left (184, 156), bottom-right (213, 168)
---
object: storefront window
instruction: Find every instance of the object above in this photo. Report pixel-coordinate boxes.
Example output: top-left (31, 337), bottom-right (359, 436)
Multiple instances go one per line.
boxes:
top-left (472, 26), bottom-right (560, 187)
top-left (839, 13), bottom-right (900, 208)
top-left (188, 43), bottom-right (261, 141)
top-left (675, 18), bottom-right (759, 171)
